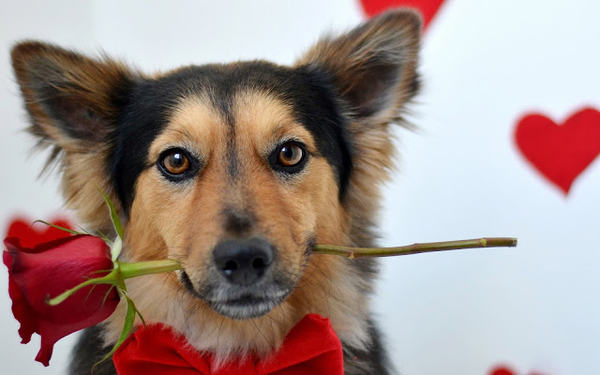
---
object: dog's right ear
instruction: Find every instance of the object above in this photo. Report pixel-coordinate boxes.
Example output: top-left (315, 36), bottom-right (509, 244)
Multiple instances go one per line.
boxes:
top-left (11, 41), bottom-right (136, 155)
top-left (11, 41), bottom-right (138, 230)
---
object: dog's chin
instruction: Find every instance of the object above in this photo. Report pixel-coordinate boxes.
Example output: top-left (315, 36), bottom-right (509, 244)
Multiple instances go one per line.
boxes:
top-left (207, 292), bottom-right (289, 319)
top-left (180, 271), bottom-right (291, 320)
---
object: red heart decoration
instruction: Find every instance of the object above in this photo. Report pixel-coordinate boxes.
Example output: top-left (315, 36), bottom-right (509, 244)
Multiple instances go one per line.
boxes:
top-left (490, 365), bottom-right (546, 375)
top-left (5, 217), bottom-right (74, 248)
top-left (514, 107), bottom-right (600, 195)
top-left (358, 0), bottom-right (447, 30)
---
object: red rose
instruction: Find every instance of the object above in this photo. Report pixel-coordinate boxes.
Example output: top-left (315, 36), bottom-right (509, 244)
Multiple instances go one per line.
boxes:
top-left (3, 235), bottom-right (120, 366)
top-left (6, 217), bottom-right (74, 248)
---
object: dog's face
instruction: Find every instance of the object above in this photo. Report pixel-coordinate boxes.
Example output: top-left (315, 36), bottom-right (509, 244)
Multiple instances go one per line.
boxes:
top-left (11, 10), bottom-right (420, 351)
top-left (123, 64), bottom-right (352, 319)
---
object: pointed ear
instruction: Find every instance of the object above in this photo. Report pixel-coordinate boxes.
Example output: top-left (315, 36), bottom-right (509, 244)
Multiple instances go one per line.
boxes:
top-left (295, 9), bottom-right (421, 122)
top-left (11, 41), bottom-right (138, 231)
top-left (11, 41), bottom-right (136, 153)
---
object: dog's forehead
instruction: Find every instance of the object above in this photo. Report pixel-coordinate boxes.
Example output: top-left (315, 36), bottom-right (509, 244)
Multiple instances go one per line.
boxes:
top-left (152, 90), bottom-right (316, 158)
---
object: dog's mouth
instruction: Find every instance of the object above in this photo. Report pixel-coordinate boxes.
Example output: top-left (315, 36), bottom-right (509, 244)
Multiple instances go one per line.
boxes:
top-left (180, 270), bottom-right (292, 319)
top-left (205, 290), bottom-right (290, 319)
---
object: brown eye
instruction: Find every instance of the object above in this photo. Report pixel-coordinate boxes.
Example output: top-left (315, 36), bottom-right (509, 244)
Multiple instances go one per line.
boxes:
top-left (157, 148), bottom-right (200, 182)
top-left (161, 150), bottom-right (190, 175)
top-left (269, 142), bottom-right (308, 174)
top-left (278, 143), bottom-right (304, 167)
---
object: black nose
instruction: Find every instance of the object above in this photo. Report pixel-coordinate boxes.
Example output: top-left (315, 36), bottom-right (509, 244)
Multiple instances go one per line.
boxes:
top-left (213, 237), bottom-right (274, 286)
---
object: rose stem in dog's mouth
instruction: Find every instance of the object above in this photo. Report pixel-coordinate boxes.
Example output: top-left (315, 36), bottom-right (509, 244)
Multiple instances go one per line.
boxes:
top-left (312, 237), bottom-right (518, 259)
top-left (116, 238), bottom-right (517, 276)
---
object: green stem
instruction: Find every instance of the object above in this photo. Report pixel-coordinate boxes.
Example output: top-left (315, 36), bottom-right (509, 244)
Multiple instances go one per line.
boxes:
top-left (313, 237), bottom-right (517, 259)
top-left (47, 269), bottom-right (120, 306)
top-left (47, 260), bottom-right (182, 306)
top-left (119, 260), bottom-right (183, 279)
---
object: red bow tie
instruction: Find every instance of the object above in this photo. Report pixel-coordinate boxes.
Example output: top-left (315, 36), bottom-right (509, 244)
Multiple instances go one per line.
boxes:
top-left (113, 314), bottom-right (344, 375)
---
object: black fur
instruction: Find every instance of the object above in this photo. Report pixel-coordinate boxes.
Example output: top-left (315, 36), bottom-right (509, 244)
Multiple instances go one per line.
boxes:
top-left (344, 319), bottom-right (392, 375)
top-left (69, 326), bottom-right (116, 375)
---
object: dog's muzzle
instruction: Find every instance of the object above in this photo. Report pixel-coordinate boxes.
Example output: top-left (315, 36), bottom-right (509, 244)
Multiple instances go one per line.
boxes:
top-left (181, 236), bottom-right (292, 320)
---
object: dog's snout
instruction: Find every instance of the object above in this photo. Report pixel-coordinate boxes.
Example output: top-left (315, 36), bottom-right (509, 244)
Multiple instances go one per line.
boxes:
top-left (213, 237), bottom-right (274, 286)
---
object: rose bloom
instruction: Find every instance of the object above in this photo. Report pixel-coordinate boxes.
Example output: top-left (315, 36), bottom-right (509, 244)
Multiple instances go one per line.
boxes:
top-left (6, 218), bottom-right (75, 247)
top-left (3, 234), bottom-right (120, 366)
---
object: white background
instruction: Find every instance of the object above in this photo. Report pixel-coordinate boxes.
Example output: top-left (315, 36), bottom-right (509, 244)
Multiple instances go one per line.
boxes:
top-left (1, 1), bottom-right (599, 374)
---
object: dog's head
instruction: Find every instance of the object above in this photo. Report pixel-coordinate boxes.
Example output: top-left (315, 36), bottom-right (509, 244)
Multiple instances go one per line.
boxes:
top-left (11, 11), bottom-right (420, 323)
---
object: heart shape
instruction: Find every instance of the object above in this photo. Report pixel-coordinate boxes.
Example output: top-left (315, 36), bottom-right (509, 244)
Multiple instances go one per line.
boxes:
top-left (5, 217), bottom-right (73, 248)
top-left (358, 0), bottom-right (447, 30)
top-left (514, 107), bottom-right (600, 195)
top-left (490, 365), bottom-right (546, 375)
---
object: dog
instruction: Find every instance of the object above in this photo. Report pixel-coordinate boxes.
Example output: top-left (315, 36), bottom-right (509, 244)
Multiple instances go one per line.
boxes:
top-left (10, 9), bottom-right (421, 374)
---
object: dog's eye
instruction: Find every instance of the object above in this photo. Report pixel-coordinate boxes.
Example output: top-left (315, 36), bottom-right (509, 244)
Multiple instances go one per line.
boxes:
top-left (278, 143), bottom-right (304, 166)
top-left (269, 142), bottom-right (307, 174)
top-left (163, 150), bottom-right (189, 174)
top-left (158, 148), bottom-right (198, 181)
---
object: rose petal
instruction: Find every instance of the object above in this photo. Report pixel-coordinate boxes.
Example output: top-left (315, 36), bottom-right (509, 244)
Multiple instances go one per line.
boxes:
top-left (3, 249), bottom-right (39, 343)
top-left (5, 218), bottom-right (73, 248)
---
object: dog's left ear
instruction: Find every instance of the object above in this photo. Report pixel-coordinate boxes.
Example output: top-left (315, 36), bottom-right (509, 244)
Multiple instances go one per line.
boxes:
top-left (295, 9), bottom-right (421, 124)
